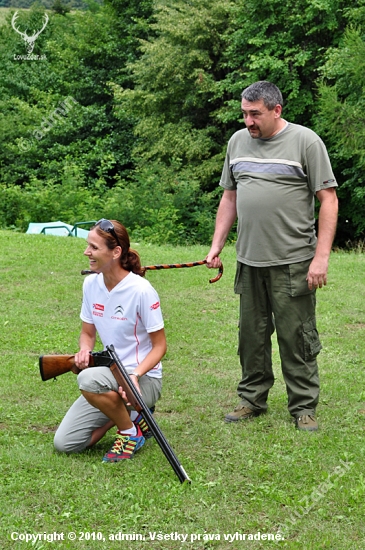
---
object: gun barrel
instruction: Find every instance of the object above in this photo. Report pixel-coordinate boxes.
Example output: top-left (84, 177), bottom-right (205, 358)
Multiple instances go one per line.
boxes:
top-left (106, 345), bottom-right (191, 484)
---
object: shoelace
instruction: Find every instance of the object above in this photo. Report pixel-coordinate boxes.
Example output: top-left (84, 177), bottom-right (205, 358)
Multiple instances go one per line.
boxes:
top-left (137, 417), bottom-right (149, 433)
top-left (110, 434), bottom-right (129, 453)
top-left (299, 415), bottom-right (315, 424)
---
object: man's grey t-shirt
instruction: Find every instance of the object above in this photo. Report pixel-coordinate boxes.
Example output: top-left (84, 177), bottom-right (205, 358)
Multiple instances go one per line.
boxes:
top-left (220, 122), bottom-right (337, 267)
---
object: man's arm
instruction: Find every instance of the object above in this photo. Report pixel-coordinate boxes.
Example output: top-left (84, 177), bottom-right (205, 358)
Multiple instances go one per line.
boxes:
top-left (206, 189), bottom-right (237, 268)
top-left (307, 187), bottom-right (338, 290)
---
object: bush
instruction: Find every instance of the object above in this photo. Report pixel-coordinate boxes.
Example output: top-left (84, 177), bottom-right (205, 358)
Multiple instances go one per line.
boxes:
top-left (102, 164), bottom-right (221, 245)
top-left (315, 22), bottom-right (365, 243)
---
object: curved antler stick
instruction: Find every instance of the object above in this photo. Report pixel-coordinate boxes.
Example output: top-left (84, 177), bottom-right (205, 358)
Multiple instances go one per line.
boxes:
top-left (141, 260), bottom-right (223, 284)
top-left (81, 260), bottom-right (223, 284)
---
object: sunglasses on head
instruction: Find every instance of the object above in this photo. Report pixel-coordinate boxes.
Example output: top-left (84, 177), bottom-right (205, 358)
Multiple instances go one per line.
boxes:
top-left (95, 219), bottom-right (122, 248)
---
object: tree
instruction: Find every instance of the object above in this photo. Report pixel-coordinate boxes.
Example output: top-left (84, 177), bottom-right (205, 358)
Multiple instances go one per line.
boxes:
top-left (114, 0), bottom-right (353, 190)
top-left (215, 0), bottom-right (350, 126)
top-left (110, 0), bottom-right (355, 244)
top-left (0, 0), bottom-right (157, 188)
top-left (51, 0), bottom-right (71, 15)
top-left (114, 0), bottom-right (235, 192)
top-left (315, 2), bottom-right (365, 242)
top-left (0, 1), bottom-right (153, 229)
top-left (1, 0), bottom-right (363, 244)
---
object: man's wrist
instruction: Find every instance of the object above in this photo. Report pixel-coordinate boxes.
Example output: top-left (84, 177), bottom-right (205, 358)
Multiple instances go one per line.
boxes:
top-left (131, 372), bottom-right (141, 382)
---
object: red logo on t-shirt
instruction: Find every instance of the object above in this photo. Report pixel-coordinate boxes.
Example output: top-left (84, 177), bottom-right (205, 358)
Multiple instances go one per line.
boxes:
top-left (150, 301), bottom-right (160, 310)
top-left (93, 303), bottom-right (104, 311)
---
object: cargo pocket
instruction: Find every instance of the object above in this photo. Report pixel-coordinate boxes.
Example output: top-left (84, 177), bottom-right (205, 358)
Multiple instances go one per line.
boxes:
top-left (288, 260), bottom-right (314, 297)
top-left (234, 262), bottom-right (244, 294)
top-left (302, 318), bottom-right (322, 360)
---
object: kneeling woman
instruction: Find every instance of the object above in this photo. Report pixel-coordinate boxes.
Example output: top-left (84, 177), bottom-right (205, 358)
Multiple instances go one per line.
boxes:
top-left (54, 219), bottom-right (166, 462)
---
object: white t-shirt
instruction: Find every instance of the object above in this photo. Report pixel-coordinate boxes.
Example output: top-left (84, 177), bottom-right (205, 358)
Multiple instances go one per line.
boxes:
top-left (80, 272), bottom-right (164, 378)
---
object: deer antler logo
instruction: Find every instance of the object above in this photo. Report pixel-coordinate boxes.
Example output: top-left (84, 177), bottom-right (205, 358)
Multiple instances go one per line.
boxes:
top-left (12, 11), bottom-right (49, 54)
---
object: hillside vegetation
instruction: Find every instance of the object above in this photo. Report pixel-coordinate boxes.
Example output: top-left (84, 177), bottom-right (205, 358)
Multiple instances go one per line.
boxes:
top-left (0, 1), bottom-right (364, 246)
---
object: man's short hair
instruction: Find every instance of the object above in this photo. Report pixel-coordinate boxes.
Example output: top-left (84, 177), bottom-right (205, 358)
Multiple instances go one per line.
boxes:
top-left (241, 81), bottom-right (283, 110)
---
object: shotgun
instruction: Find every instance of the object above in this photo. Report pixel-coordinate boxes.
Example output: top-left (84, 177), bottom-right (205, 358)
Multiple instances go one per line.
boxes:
top-left (39, 348), bottom-right (191, 484)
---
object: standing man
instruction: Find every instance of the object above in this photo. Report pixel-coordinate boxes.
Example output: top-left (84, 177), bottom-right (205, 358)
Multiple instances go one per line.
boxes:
top-left (206, 81), bottom-right (338, 431)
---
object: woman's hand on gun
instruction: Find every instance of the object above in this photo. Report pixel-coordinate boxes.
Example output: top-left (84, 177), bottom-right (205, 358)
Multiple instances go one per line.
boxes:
top-left (74, 349), bottom-right (92, 370)
top-left (118, 374), bottom-right (142, 406)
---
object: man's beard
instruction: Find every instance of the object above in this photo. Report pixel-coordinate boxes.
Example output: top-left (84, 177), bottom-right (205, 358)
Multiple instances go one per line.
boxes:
top-left (248, 127), bottom-right (261, 138)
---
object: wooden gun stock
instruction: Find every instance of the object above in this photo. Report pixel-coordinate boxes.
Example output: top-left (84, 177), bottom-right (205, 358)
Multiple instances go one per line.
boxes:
top-left (39, 352), bottom-right (113, 382)
top-left (39, 355), bottom-right (80, 381)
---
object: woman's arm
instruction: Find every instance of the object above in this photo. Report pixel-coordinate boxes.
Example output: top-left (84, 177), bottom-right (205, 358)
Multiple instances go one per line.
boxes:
top-left (74, 322), bottom-right (97, 369)
top-left (129, 328), bottom-right (167, 389)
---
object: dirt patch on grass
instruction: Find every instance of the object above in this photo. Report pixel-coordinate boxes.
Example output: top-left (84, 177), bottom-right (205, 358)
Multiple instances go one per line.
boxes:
top-left (29, 425), bottom-right (58, 433)
top-left (345, 323), bottom-right (365, 329)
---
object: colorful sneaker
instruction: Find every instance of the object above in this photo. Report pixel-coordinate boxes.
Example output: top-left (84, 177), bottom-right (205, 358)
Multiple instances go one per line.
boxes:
top-left (134, 413), bottom-right (153, 440)
top-left (102, 425), bottom-right (145, 462)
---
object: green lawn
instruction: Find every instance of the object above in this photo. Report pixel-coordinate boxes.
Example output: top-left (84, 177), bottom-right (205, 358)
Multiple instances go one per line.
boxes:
top-left (1, 230), bottom-right (364, 549)
top-left (0, 7), bottom-right (13, 25)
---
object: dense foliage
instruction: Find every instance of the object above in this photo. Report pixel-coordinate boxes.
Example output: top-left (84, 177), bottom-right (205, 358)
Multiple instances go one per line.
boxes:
top-left (0, 0), bottom-right (364, 245)
top-left (315, 1), bottom-right (365, 243)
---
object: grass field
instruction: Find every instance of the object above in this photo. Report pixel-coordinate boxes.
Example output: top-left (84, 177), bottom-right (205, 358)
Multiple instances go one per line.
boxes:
top-left (1, 230), bottom-right (365, 549)
top-left (0, 7), bottom-right (11, 25)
